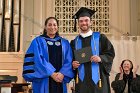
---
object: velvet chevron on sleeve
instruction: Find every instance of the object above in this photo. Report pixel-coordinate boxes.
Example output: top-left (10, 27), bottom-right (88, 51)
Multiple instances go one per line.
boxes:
top-left (23, 37), bottom-right (56, 81)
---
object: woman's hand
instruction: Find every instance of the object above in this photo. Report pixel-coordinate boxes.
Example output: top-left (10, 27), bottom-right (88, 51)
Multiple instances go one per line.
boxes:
top-left (133, 65), bottom-right (139, 74)
top-left (51, 72), bottom-right (64, 82)
top-left (51, 72), bottom-right (59, 82)
top-left (119, 66), bottom-right (123, 80)
top-left (132, 65), bottom-right (139, 78)
top-left (56, 72), bottom-right (64, 82)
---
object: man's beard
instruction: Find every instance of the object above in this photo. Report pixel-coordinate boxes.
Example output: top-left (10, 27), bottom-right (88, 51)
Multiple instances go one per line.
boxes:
top-left (80, 26), bottom-right (90, 32)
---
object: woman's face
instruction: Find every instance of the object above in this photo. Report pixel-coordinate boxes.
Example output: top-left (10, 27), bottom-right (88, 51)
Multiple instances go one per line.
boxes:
top-left (45, 18), bottom-right (58, 37)
top-left (122, 60), bottom-right (132, 72)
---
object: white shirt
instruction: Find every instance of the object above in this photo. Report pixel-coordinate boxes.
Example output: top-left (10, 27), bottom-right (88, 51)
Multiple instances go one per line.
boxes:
top-left (80, 30), bottom-right (93, 38)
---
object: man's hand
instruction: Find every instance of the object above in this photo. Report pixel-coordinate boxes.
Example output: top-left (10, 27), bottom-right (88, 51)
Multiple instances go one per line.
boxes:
top-left (90, 55), bottom-right (101, 63)
top-left (72, 61), bottom-right (80, 69)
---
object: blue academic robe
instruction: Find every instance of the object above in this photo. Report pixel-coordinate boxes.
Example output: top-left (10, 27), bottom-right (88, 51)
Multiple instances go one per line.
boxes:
top-left (23, 35), bottom-right (74, 93)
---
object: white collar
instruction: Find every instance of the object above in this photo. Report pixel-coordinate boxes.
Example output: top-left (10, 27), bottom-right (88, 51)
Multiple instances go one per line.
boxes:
top-left (80, 30), bottom-right (93, 38)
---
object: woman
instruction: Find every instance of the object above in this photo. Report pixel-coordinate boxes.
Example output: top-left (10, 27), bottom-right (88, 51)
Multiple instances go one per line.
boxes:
top-left (111, 59), bottom-right (140, 93)
top-left (23, 17), bottom-right (74, 93)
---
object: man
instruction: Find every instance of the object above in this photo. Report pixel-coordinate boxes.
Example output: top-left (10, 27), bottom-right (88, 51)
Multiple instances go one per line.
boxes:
top-left (70, 7), bottom-right (115, 93)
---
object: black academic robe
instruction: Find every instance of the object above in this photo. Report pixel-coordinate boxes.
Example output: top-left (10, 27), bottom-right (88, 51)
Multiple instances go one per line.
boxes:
top-left (70, 34), bottom-right (115, 93)
top-left (111, 72), bottom-right (140, 93)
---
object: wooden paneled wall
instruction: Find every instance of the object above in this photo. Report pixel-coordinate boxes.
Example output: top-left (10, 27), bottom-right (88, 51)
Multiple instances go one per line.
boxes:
top-left (0, 52), bottom-right (24, 83)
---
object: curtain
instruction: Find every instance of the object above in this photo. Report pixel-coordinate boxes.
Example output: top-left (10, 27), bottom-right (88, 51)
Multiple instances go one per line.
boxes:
top-left (110, 36), bottom-right (140, 93)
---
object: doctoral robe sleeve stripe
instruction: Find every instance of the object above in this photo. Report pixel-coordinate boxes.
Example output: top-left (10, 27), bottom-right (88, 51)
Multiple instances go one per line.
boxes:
top-left (23, 37), bottom-right (56, 81)
top-left (24, 62), bottom-right (34, 66)
top-left (25, 53), bottom-right (34, 58)
top-left (24, 57), bottom-right (34, 62)
top-left (23, 70), bottom-right (35, 74)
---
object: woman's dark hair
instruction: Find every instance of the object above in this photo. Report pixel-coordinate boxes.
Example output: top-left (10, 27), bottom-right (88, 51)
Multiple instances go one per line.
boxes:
top-left (43, 17), bottom-right (59, 36)
top-left (121, 59), bottom-right (133, 72)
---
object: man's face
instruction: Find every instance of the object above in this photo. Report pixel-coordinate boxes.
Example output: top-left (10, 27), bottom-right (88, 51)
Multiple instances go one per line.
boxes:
top-left (78, 16), bottom-right (91, 33)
